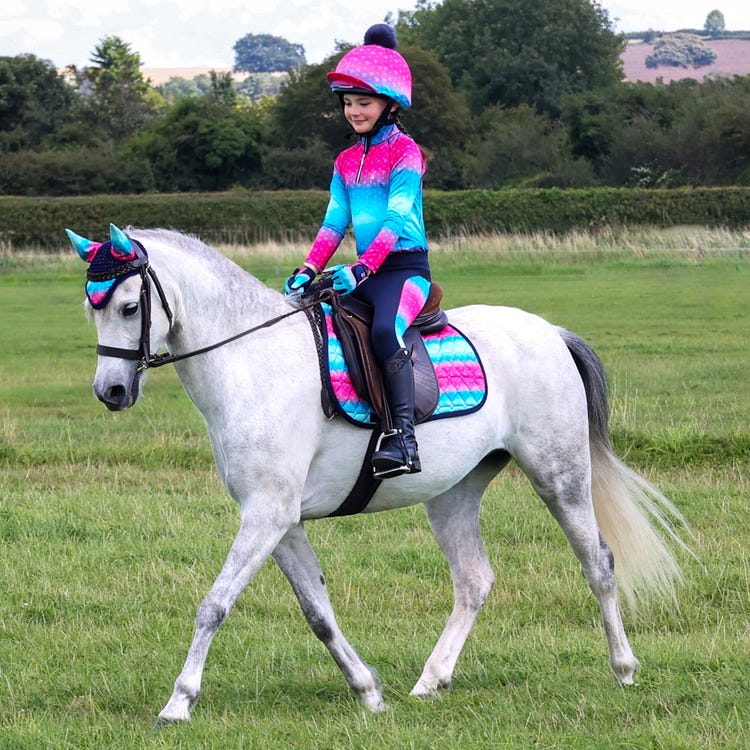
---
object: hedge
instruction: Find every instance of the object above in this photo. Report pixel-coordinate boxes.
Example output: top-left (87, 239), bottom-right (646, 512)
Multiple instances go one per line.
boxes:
top-left (1, 186), bottom-right (749, 250)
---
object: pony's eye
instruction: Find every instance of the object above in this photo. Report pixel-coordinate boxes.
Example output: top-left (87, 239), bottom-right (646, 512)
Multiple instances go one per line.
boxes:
top-left (122, 302), bottom-right (139, 317)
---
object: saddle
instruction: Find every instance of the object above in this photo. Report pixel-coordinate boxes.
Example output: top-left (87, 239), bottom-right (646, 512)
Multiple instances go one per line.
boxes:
top-left (304, 281), bottom-right (488, 517)
top-left (325, 283), bottom-right (449, 425)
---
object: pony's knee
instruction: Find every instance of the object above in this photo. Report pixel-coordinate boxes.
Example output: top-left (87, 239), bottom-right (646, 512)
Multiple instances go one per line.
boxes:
top-left (458, 565), bottom-right (495, 609)
top-left (305, 610), bottom-right (335, 643)
top-left (196, 597), bottom-right (227, 631)
top-left (581, 535), bottom-right (617, 595)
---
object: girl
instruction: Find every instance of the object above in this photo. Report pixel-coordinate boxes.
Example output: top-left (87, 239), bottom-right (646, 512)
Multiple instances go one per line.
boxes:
top-left (285, 24), bottom-right (431, 479)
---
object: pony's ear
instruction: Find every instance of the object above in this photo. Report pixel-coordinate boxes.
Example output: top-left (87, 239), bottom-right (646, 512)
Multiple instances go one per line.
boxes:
top-left (66, 228), bottom-right (99, 262)
top-left (109, 223), bottom-right (133, 259)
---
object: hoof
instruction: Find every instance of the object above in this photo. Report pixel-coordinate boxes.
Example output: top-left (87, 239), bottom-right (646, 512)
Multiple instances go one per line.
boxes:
top-left (611, 656), bottom-right (640, 685)
top-left (153, 714), bottom-right (189, 730)
top-left (410, 678), bottom-right (451, 701)
top-left (364, 697), bottom-right (390, 713)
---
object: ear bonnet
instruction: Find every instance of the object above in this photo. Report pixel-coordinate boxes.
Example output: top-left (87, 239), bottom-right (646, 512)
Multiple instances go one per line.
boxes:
top-left (67, 224), bottom-right (148, 308)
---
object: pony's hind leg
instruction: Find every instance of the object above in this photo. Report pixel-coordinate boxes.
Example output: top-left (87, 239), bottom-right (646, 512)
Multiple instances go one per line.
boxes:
top-left (272, 523), bottom-right (387, 712)
top-left (411, 455), bottom-right (507, 699)
top-left (517, 446), bottom-right (639, 684)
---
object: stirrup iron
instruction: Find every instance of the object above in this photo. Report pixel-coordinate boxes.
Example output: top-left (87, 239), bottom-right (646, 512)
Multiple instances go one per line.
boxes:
top-left (372, 428), bottom-right (419, 478)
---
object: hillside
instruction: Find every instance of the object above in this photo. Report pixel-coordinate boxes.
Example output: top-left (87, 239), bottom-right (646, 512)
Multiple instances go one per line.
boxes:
top-left (141, 67), bottom-right (249, 85)
top-left (622, 38), bottom-right (750, 83)
top-left (141, 39), bottom-right (750, 89)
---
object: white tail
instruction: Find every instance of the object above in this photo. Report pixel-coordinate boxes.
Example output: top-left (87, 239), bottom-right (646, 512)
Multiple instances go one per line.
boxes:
top-left (590, 441), bottom-right (691, 610)
top-left (559, 327), bottom-right (693, 611)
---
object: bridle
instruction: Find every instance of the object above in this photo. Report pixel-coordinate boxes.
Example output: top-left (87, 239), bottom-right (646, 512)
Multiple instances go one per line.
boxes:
top-left (94, 254), bottom-right (174, 370)
top-left (94, 245), bottom-right (330, 372)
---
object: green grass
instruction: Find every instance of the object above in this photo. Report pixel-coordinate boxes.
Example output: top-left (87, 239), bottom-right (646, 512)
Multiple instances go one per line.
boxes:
top-left (1, 228), bottom-right (749, 748)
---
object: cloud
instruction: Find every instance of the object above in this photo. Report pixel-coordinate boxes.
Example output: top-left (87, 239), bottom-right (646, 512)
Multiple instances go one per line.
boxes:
top-left (0, 0), bottom-right (406, 68)
top-left (3, 1), bottom-right (749, 72)
top-left (601, 1), bottom-right (750, 32)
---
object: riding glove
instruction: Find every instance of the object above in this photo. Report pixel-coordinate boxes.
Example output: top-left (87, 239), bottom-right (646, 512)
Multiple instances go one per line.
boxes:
top-left (330, 263), bottom-right (370, 295)
top-left (284, 266), bottom-right (316, 296)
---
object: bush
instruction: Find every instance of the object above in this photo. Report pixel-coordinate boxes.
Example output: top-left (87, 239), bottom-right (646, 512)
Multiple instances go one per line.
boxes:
top-left (2, 187), bottom-right (749, 251)
top-left (0, 146), bottom-right (153, 196)
top-left (0, 190), bottom-right (328, 249)
top-left (645, 34), bottom-right (717, 69)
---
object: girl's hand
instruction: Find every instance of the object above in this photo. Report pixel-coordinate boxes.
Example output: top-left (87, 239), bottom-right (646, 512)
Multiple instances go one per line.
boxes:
top-left (284, 266), bottom-right (316, 295)
top-left (330, 263), bottom-right (370, 295)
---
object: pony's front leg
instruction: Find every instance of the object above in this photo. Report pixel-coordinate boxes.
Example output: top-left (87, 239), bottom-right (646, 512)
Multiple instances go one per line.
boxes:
top-left (157, 512), bottom-right (291, 723)
top-left (273, 524), bottom-right (388, 712)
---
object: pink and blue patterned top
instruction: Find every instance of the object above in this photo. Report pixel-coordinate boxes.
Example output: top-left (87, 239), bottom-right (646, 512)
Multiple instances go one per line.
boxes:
top-left (305, 125), bottom-right (428, 275)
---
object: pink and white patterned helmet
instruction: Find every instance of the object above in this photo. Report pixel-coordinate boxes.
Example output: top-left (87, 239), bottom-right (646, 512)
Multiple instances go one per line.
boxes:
top-left (327, 25), bottom-right (412, 109)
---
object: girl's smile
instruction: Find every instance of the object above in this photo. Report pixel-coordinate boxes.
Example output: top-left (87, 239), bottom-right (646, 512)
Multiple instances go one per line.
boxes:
top-left (342, 94), bottom-right (392, 134)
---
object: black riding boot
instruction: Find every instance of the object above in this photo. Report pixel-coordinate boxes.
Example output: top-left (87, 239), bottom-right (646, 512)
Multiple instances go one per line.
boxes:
top-left (372, 348), bottom-right (421, 478)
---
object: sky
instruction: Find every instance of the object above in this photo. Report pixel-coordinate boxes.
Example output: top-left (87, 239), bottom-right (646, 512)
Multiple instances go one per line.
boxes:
top-left (2, 1), bottom-right (750, 71)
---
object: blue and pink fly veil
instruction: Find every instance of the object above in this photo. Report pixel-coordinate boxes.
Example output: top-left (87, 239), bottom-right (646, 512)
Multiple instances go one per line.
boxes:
top-left (66, 224), bottom-right (148, 308)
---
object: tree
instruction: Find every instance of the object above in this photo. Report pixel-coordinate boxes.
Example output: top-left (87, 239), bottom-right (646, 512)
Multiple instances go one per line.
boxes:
top-left (157, 75), bottom-right (213, 103)
top-left (66, 36), bottom-right (158, 141)
top-left (464, 105), bottom-right (596, 188)
top-left (121, 90), bottom-right (266, 191)
top-left (396, 0), bottom-right (625, 116)
top-left (0, 54), bottom-right (78, 152)
top-left (704, 9), bottom-right (726, 36)
top-left (233, 34), bottom-right (306, 73)
top-left (206, 70), bottom-right (237, 105)
top-left (235, 73), bottom-right (287, 102)
top-left (645, 34), bottom-right (717, 69)
top-left (396, 46), bottom-right (472, 188)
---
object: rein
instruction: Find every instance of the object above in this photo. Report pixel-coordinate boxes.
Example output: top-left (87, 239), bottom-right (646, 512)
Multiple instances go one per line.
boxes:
top-left (98, 261), bottom-right (333, 371)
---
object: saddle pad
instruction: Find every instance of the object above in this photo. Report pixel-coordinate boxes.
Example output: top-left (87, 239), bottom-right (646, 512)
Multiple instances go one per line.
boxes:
top-left (320, 302), bottom-right (488, 427)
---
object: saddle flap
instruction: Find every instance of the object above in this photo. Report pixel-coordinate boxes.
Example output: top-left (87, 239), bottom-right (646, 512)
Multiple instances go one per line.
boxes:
top-left (332, 308), bottom-right (386, 419)
top-left (331, 302), bottom-right (439, 425)
top-left (405, 328), bottom-right (440, 423)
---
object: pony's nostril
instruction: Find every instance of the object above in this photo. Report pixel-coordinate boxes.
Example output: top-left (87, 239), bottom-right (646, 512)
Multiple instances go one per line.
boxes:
top-left (98, 384), bottom-right (128, 409)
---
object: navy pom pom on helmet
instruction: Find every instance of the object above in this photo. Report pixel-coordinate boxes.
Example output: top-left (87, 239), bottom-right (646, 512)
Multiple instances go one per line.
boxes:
top-left (363, 23), bottom-right (397, 48)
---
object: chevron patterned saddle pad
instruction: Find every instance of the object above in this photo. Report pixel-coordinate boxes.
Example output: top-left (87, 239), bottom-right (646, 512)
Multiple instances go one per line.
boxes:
top-left (317, 301), bottom-right (488, 427)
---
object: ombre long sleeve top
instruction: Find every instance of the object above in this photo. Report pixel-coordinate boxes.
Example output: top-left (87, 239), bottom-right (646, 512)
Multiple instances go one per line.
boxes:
top-left (304, 125), bottom-right (428, 275)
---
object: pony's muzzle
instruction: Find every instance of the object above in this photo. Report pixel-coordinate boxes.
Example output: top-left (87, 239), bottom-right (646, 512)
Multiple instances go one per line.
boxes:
top-left (94, 371), bottom-right (141, 411)
top-left (96, 384), bottom-right (129, 411)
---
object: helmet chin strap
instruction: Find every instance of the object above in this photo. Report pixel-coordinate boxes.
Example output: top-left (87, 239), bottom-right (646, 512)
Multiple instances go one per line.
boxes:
top-left (368, 102), bottom-right (399, 137)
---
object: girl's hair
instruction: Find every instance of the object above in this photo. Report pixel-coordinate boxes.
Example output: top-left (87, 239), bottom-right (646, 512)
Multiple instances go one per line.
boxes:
top-left (392, 112), bottom-right (434, 163)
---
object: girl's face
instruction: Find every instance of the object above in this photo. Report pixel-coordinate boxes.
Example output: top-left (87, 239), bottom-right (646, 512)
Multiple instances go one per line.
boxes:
top-left (342, 94), bottom-right (393, 134)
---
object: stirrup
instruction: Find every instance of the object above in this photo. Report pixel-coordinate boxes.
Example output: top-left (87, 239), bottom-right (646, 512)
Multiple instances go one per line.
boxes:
top-left (372, 429), bottom-right (420, 478)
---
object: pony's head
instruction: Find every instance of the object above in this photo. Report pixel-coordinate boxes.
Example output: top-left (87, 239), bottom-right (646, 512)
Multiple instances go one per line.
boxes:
top-left (68, 223), bottom-right (172, 411)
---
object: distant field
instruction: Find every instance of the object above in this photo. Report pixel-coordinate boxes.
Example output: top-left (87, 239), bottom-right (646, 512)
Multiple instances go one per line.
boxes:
top-left (622, 38), bottom-right (750, 82)
top-left (139, 38), bottom-right (750, 88)
top-left (141, 67), bottom-right (283, 85)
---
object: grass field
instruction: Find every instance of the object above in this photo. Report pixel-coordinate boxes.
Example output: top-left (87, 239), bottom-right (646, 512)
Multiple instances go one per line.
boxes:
top-left (1, 227), bottom-right (749, 748)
